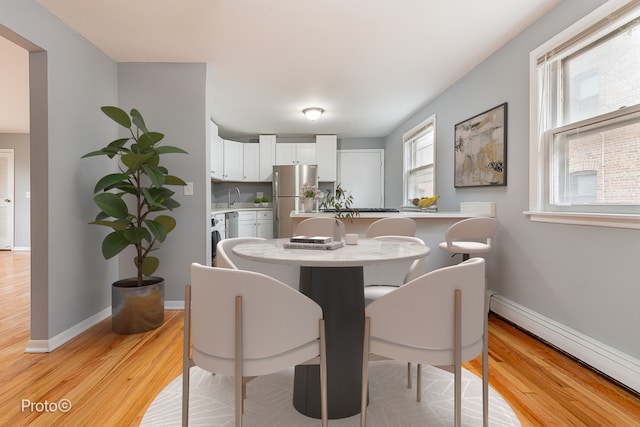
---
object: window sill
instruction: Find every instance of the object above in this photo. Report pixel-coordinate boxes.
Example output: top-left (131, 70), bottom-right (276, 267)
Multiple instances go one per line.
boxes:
top-left (524, 211), bottom-right (640, 230)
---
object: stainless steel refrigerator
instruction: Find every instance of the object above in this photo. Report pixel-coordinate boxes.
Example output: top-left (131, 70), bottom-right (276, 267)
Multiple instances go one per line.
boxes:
top-left (272, 164), bottom-right (318, 238)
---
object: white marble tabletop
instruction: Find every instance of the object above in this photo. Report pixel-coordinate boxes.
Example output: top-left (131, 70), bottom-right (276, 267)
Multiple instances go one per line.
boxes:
top-left (232, 238), bottom-right (430, 267)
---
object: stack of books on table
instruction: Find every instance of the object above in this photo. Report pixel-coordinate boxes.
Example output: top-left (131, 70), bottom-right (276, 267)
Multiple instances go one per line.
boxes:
top-left (284, 236), bottom-right (344, 250)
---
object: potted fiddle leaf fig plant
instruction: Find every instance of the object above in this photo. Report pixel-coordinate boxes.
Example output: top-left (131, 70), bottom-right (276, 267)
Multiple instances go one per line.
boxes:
top-left (83, 106), bottom-right (188, 334)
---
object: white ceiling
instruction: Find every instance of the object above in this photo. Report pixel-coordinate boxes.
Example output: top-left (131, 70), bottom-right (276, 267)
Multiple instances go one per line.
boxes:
top-left (2, 0), bottom-right (562, 137)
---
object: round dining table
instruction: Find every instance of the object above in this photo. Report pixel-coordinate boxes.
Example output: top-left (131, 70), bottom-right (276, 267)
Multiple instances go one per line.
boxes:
top-left (232, 237), bottom-right (431, 419)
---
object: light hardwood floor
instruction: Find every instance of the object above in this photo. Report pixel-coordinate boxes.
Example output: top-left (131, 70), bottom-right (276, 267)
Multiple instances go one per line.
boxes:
top-left (1, 251), bottom-right (639, 426)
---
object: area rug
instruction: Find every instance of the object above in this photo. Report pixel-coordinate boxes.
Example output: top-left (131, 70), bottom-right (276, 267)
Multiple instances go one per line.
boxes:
top-left (142, 360), bottom-right (520, 426)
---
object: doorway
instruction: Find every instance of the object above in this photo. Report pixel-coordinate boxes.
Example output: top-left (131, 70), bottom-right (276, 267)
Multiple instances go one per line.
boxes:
top-left (0, 28), bottom-right (37, 346)
top-left (337, 149), bottom-right (385, 208)
top-left (0, 149), bottom-right (14, 249)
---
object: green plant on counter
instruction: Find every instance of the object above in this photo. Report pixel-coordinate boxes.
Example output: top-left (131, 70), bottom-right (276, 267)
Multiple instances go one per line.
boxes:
top-left (261, 196), bottom-right (269, 203)
top-left (319, 183), bottom-right (360, 223)
top-left (254, 198), bottom-right (261, 204)
top-left (82, 106), bottom-right (188, 286)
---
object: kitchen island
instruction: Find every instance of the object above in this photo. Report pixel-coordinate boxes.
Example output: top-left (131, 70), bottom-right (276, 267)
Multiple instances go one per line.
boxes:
top-left (291, 203), bottom-right (495, 270)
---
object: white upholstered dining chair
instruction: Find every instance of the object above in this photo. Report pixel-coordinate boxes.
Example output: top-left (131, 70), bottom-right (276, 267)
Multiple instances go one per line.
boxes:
top-left (365, 217), bottom-right (416, 238)
top-left (183, 264), bottom-right (328, 427)
top-left (216, 237), bottom-right (300, 290)
top-left (363, 235), bottom-right (429, 305)
top-left (295, 217), bottom-right (345, 239)
top-left (360, 258), bottom-right (488, 427)
top-left (362, 235), bottom-right (430, 391)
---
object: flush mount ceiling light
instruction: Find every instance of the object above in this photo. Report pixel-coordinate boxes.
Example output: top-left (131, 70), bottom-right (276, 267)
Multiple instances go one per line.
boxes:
top-left (302, 107), bottom-right (324, 121)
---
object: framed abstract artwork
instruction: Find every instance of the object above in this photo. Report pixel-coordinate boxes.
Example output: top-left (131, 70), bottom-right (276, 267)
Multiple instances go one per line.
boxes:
top-left (454, 103), bottom-right (507, 187)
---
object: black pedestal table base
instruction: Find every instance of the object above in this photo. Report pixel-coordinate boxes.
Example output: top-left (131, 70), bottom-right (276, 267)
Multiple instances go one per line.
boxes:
top-left (293, 266), bottom-right (365, 419)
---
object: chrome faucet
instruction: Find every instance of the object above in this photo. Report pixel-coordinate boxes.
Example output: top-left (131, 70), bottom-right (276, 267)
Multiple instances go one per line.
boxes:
top-left (228, 186), bottom-right (240, 207)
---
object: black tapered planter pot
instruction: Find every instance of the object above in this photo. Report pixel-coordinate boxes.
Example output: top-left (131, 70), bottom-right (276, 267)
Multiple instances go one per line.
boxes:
top-left (111, 277), bottom-right (164, 334)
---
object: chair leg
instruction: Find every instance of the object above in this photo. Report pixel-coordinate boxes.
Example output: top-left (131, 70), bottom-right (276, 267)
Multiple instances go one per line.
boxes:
top-left (483, 286), bottom-right (490, 427)
top-left (361, 317), bottom-right (371, 427)
top-left (416, 363), bottom-right (422, 402)
top-left (235, 296), bottom-right (243, 427)
top-left (319, 319), bottom-right (328, 427)
top-left (407, 362), bottom-right (412, 389)
top-left (454, 289), bottom-right (462, 427)
top-left (182, 286), bottom-right (192, 427)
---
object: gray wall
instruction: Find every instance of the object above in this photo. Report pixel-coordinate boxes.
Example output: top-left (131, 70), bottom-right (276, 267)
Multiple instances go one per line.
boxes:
top-left (0, 133), bottom-right (30, 248)
top-left (118, 63), bottom-right (210, 302)
top-left (385, 0), bottom-right (640, 359)
top-left (0, 0), bottom-right (118, 340)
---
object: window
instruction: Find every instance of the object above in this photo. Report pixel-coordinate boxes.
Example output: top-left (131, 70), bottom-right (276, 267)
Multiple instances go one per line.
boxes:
top-left (529, 0), bottom-right (640, 227)
top-left (403, 115), bottom-right (436, 205)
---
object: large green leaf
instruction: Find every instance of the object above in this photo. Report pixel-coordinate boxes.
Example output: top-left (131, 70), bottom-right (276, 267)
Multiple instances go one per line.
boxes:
top-left (89, 219), bottom-right (128, 231)
top-left (142, 165), bottom-right (165, 188)
top-left (154, 214), bottom-right (176, 233)
top-left (121, 151), bottom-right (154, 171)
top-left (112, 183), bottom-right (137, 195)
top-left (142, 187), bottom-right (175, 210)
top-left (148, 131), bottom-right (164, 143)
top-left (161, 198), bottom-right (181, 211)
top-left (82, 149), bottom-right (109, 158)
top-left (137, 132), bottom-right (156, 151)
top-left (144, 219), bottom-right (168, 242)
top-left (101, 106), bottom-right (131, 128)
top-left (102, 230), bottom-right (130, 259)
top-left (130, 109), bottom-right (148, 133)
top-left (94, 193), bottom-right (128, 219)
top-left (123, 227), bottom-right (151, 244)
top-left (155, 145), bottom-right (188, 155)
top-left (136, 256), bottom-right (159, 277)
top-left (94, 173), bottom-right (130, 193)
top-left (107, 138), bottom-right (131, 151)
top-left (164, 175), bottom-right (187, 186)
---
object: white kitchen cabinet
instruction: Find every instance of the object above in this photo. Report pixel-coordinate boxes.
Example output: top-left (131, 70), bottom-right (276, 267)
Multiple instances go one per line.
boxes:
top-left (315, 135), bottom-right (337, 181)
top-left (259, 135), bottom-right (276, 181)
top-left (256, 210), bottom-right (273, 239)
top-left (275, 143), bottom-right (317, 165)
top-left (275, 143), bottom-right (296, 165)
top-left (223, 139), bottom-right (243, 181)
top-left (237, 211), bottom-right (256, 237)
top-left (210, 121), bottom-right (224, 180)
top-left (296, 143), bottom-right (317, 165)
top-left (243, 143), bottom-right (260, 181)
top-left (237, 210), bottom-right (273, 238)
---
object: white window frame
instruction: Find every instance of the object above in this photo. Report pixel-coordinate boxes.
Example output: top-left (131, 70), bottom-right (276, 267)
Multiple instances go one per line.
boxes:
top-left (527, 0), bottom-right (640, 229)
top-left (403, 115), bottom-right (436, 206)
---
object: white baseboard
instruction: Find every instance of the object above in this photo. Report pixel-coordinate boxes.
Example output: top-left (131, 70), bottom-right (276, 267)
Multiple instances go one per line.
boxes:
top-left (490, 294), bottom-right (640, 393)
top-left (24, 307), bottom-right (111, 353)
top-left (12, 246), bottom-right (30, 251)
top-left (23, 302), bottom-right (184, 353)
top-left (165, 300), bottom-right (184, 310)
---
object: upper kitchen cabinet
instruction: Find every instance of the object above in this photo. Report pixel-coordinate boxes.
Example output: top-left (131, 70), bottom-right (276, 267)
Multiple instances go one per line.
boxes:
top-left (222, 139), bottom-right (243, 181)
top-left (212, 134), bottom-right (335, 182)
top-left (210, 121), bottom-right (224, 180)
top-left (275, 142), bottom-right (317, 165)
top-left (316, 135), bottom-right (337, 182)
top-left (259, 135), bottom-right (276, 181)
top-left (243, 143), bottom-right (260, 181)
top-left (222, 139), bottom-right (261, 182)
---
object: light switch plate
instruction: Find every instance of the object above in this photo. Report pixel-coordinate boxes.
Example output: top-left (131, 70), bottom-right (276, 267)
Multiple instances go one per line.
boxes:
top-left (184, 182), bottom-right (194, 196)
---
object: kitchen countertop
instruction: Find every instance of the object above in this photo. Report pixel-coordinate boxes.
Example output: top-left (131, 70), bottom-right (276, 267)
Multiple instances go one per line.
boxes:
top-left (290, 210), bottom-right (491, 219)
top-left (211, 204), bottom-right (272, 216)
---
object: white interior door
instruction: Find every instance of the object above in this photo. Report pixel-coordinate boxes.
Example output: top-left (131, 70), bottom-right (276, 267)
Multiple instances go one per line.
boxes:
top-left (337, 149), bottom-right (384, 208)
top-left (0, 149), bottom-right (15, 250)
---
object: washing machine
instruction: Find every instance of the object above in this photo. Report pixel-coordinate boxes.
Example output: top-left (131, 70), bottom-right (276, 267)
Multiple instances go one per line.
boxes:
top-left (211, 213), bottom-right (226, 265)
